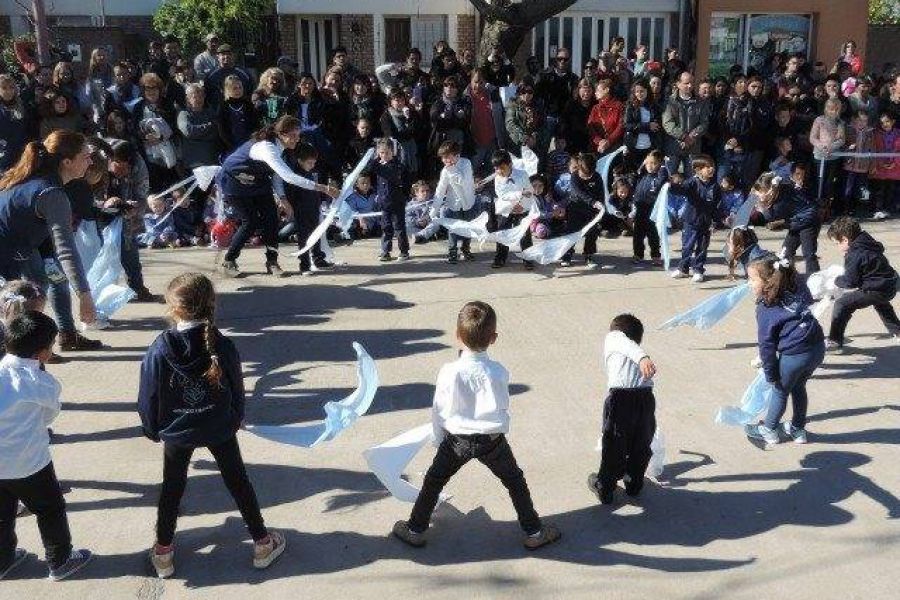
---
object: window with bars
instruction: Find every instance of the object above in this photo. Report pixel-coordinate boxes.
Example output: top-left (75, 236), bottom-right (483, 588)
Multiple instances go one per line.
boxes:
top-left (296, 16), bottom-right (338, 81)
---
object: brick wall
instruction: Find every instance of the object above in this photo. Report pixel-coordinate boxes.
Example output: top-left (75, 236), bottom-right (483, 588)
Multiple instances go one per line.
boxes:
top-left (48, 20), bottom-right (155, 76)
top-left (866, 25), bottom-right (900, 73)
top-left (278, 14), bottom-right (297, 60)
top-left (457, 14), bottom-right (477, 55)
top-left (0, 15), bottom-right (11, 38)
top-left (338, 15), bottom-right (374, 74)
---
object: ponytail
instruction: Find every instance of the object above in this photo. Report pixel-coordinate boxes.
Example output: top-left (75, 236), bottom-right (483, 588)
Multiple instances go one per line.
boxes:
top-left (749, 255), bottom-right (798, 306)
top-left (252, 115), bottom-right (300, 142)
top-left (0, 130), bottom-right (87, 191)
top-left (203, 321), bottom-right (223, 387)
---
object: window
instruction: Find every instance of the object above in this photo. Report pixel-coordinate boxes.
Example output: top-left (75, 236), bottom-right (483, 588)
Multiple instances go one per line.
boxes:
top-left (709, 12), bottom-right (813, 78)
top-left (411, 16), bottom-right (448, 66)
top-left (296, 16), bottom-right (338, 81)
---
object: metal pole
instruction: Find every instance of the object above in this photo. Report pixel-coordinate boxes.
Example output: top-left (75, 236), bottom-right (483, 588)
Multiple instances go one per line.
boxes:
top-left (32, 0), bottom-right (51, 65)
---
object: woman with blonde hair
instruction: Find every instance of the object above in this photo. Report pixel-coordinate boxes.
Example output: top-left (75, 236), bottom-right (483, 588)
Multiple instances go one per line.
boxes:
top-left (252, 67), bottom-right (287, 126)
top-left (218, 75), bottom-right (258, 153)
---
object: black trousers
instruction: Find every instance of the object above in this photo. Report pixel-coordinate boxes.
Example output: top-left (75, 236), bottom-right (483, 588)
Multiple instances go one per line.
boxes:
top-left (156, 435), bottom-right (267, 546)
top-left (408, 433), bottom-right (542, 535)
top-left (563, 202), bottom-right (600, 261)
top-left (632, 205), bottom-right (661, 259)
top-left (828, 289), bottom-right (900, 344)
top-left (0, 462), bottom-right (72, 570)
top-left (598, 388), bottom-right (656, 492)
top-left (224, 193), bottom-right (279, 263)
top-left (493, 212), bottom-right (533, 264)
top-left (288, 197), bottom-right (325, 269)
top-left (380, 207), bottom-right (410, 255)
top-left (782, 224), bottom-right (821, 274)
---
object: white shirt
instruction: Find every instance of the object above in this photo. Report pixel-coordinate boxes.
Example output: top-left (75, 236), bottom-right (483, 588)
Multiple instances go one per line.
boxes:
top-left (433, 158), bottom-right (477, 212)
top-left (249, 139), bottom-right (317, 198)
top-left (603, 331), bottom-right (653, 390)
top-left (493, 167), bottom-right (535, 217)
top-left (432, 350), bottom-right (511, 443)
top-left (0, 355), bottom-right (62, 479)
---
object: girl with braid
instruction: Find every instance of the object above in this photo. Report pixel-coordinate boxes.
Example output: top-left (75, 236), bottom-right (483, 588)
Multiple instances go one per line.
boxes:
top-left (137, 273), bottom-right (285, 579)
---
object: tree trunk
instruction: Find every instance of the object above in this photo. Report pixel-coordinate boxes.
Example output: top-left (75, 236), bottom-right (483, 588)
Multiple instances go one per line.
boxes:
top-left (477, 20), bottom-right (530, 63)
top-left (469, 0), bottom-right (579, 63)
top-left (32, 0), bottom-right (51, 65)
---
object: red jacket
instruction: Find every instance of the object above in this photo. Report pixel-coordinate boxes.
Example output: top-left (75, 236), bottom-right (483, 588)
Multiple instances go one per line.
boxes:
top-left (588, 96), bottom-right (624, 150)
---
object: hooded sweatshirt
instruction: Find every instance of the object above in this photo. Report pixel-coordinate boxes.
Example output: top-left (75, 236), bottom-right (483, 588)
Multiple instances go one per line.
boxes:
top-left (138, 323), bottom-right (244, 446)
top-left (756, 284), bottom-right (824, 384)
top-left (835, 231), bottom-right (899, 297)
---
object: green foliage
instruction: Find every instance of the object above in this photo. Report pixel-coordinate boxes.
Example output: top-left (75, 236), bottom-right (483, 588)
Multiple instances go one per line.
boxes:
top-left (870, 0), bottom-right (900, 25)
top-left (153, 0), bottom-right (274, 53)
top-left (0, 33), bottom-right (34, 76)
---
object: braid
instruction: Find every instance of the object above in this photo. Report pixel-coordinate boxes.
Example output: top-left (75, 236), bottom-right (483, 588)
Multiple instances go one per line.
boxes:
top-left (203, 321), bottom-right (223, 386)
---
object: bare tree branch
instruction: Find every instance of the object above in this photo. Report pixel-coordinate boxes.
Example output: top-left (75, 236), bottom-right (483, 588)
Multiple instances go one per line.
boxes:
top-left (467, 0), bottom-right (508, 23)
top-left (469, 0), bottom-right (579, 27)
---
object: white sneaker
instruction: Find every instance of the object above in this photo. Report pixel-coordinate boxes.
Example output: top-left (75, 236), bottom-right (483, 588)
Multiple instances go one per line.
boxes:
top-left (253, 530), bottom-right (286, 569)
top-left (670, 269), bottom-right (688, 279)
top-left (745, 424), bottom-right (780, 449)
top-left (782, 422), bottom-right (808, 444)
top-left (149, 545), bottom-right (174, 579)
top-left (825, 339), bottom-right (843, 353)
top-left (691, 272), bottom-right (705, 283)
top-left (873, 211), bottom-right (888, 220)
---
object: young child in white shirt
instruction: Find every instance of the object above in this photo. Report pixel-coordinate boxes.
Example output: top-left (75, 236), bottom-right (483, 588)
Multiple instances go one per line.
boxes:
top-left (588, 313), bottom-right (658, 505)
top-left (392, 301), bottom-right (560, 550)
top-left (491, 150), bottom-right (535, 269)
top-left (0, 311), bottom-right (93, 581)
top-left (432, 141), bottom-right (478, 264)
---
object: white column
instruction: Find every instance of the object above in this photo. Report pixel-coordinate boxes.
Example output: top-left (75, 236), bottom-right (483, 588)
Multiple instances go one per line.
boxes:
top-left (448, 13), bottom-right (458, 50)
top-left (373, 13), bottom-right (386, 66)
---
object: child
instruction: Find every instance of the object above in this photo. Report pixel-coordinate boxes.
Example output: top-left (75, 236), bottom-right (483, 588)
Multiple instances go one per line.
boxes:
top-left (553, 156), bottom-right (578, 203)
top-left (871, 111), bottom-right (900, 220)
top-left (825, 217), bottom-right (900, 351)
top-left (546, 136), bottom-right (571, 184)
top-left (561, 152), bottom-right (604, 267)
top-left (753, 171), bottom-right (821, 274)
top-left (530, 174), bottom-right (565, 239)
top-left (718, 173), bottom-right (746, 228)
top-left (139, 196), bottom-right (176, 248)
top-left (137, 273), bottom-right (285, 578)
top-left (369, 139), bottom-right (410, 262)
top-left (768, 136), bottom-right (794, 180)
top-left (724, 227), bottom-right (768, 280)
top-left (169, 188), bottom-right (199, 247)
top-left (286, 142), bottom-right (334, 276)
top-left (669, 155), bottom-right (721, 283)
top-left (587, 313), bottom-right (658, 504)
top-left (666, 172), bottom-right (688, 229)
top-left (391, 301), bottom-right (560, 550)
top-left (843, 109), bottom-right (875, 218)
top-left (0, 311), bottom-right (93, 581)
top-left (630, 150), bottom-right (667, 265)
top-left (809, 98), bottom-right (846, 211)
top-left (1, 281), bottom-right (45, 356)
top-left (604, 179), bottom-right (633, 239)
top-left (491, 150), bottom-right (534, 269)
top-left (345, 173), bottom-right (380, 239)
top-left (409, 181), bottom-right (440, 243)
top-left (745, 256), bottom-right (825, 448)
top-left (432, 141), bottom-right (477, 264)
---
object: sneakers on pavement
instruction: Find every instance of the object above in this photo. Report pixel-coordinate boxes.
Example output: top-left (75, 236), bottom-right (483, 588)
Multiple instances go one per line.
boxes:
top-left (670, 269), bottom-right (688, 279)
top-left (691, 272), bottom-right (706, 283)
top-left (48, 549), bottom-right (93, 581)
top-left (0, 548), bottom-right (28, 581)
top-left (523, 524), bottom-right (561, 550)
top-left (392, 520), bottom-right (426, 547)
top-left (782, 422), bottom-right (808, 444)
top-left (252, 531), bottom-right (286, 569)
top-left (825, 338), bottom-right (843, 353)
top-left (587, 473), bottom-right (614, 505)
top-left (149, 544), bottom-right (174, 579)
top-left (745, 424), bottom-right (780, 449)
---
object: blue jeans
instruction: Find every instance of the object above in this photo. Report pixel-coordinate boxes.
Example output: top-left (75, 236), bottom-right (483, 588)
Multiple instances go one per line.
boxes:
top-left (23, 251), bottom-right (77, 333)
top-left (764, 343), bottom-right (825, 430)
top-left (445, 206), bottom-right (477, 257)
top-left (678, 225), bottom-right (712, 274)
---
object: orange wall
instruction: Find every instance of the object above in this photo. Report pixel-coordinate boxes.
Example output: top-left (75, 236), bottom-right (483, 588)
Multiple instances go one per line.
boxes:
top-left (695, 0), bottom-right (869, 77)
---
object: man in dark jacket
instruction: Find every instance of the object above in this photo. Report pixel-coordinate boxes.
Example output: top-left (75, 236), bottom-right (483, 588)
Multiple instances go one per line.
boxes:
top-left (825, 217), bottom-right (900, 350)
top-left (534, 47), bottom-right (579, 127)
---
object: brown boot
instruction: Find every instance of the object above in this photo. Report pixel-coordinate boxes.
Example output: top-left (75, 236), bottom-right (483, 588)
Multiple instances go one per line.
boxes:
top-left (58, 331), bottom-right (103, 352)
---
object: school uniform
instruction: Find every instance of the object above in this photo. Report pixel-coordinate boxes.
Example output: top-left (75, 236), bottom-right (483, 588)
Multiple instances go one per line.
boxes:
top-left (762, 182), bottom-right (821, 274)
top-left (670, 176), bottom-right (721, 275)
top-left (597, 331), bottom-right (656, 495)
top-left (284, 165), bottom-right (327, 271)
top-left (368, 157), bottom-right (410, 256)
top-left (563, 172), bottom-right (604, 262)
top-left (493, 168), bottom-right (534, 265)
top-left (631, 166), bottom-right (668, 259)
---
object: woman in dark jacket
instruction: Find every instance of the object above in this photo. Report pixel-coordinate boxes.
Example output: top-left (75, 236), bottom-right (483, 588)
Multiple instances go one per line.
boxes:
top-left (130, 73), bottom-right (178, 191)
top-left (252, 67), bottom-right (288, 127)
top-left (348, 75), bottom-right (386, 136)
top-left (284, 73), bottom-right (329, 162)
top-left (623, 79), bottom-right (662, 172)
top-left (427, 76), bottom-right (471, 173)
top-left (218, 75), bottom-right (258, 154)
top-left (559, 79), bottom-right (596, 154)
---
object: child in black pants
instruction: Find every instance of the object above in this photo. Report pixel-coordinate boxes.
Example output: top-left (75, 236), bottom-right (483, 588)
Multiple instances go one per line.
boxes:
top-left (138, 274), bottom-right (285, 578)
top-left (588, 314), bottom-right (658, 505)
top-left (630, 150), bottom-right (668, 266)
top-left (286, 142), bottom-right (334, 276)
top-left (370, 139), bottom-right (411, 262)
top-left (392, 301), bottom-right (560, 550)
top-left (0, 312), bottom-right (93, 581)
top-left (825, 217), bottom-right (900, 351)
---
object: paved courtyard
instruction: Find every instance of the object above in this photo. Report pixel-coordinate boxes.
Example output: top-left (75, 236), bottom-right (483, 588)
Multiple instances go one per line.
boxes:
top-left (4, 223), bottom-right (900, 599)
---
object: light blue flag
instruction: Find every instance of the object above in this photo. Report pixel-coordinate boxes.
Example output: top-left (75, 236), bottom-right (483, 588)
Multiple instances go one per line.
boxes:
top-left (715, 370), bottom-right (778, 427)
top-left (74, 218), bottom-right (136, 321)
top-left (650, 183), bottom-right (671, 270)
top-left (595, 146), bottom-right (627, 217)
top-left (658, 282), bottom-right (751, 331)
top-left (246, 342), bottom-right (379, 448)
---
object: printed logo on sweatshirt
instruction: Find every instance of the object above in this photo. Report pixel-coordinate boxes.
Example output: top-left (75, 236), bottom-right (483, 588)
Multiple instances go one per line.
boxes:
top-left (170, 372), bottom-right (210, 407)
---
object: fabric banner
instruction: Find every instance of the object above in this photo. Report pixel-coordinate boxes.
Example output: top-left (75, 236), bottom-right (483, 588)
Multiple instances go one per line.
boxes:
top-left (596, 146), bottom-right (626, 217)
top-left (649, 183), bottom-right (672, 271)
top-left (294, 149), bottom-right (375, 257)
top-left (434, 211), bottom-right (491, 240)
top-left (732, 197), bottom-right (757, 228)
top-left (481, 206), bottom-right (539, 252)
top-left (658, 283), bottom-right (751, 331)
top-left (807, 264), bottom-right (846, 324)
top-left (246, 342), bottom-right (379, 447)
top-left (516, 207), bottom-right (605, 265)
top-left (75, 217), bottom-right (136, 323)
top-left (715, 370), bottom-right (778, 427)
top-left (364, 423), bottom-right (450, 504)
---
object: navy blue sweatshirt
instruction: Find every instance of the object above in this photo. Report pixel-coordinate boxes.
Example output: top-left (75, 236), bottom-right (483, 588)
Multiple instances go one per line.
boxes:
top-left (756, 284), bottom-right (824, 384)
top-left (138, 325), bottom-right (245, 447)
top-left (368, 157), bottom-right (409, 211)
top-left (762, 183), bottom-right (819, 231)
top-left (633, 165), bottom-right (670, 209)
top-left (670, 176), bottom-right (720, 227)
top-left (835, 231), bottom-right (899, 297)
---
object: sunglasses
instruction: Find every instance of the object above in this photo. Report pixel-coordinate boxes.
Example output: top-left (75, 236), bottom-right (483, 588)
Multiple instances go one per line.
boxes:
top-left (519, 89), bottom-right (534, 94)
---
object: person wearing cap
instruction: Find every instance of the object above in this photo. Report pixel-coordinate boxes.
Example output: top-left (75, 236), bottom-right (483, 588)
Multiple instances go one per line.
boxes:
top-left (194, 34), bottom-right (220, 82)
top-left (205, 44), bottom-right (253, 109)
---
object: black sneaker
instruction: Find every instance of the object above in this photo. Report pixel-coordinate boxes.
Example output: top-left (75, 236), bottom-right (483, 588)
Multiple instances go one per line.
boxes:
top-left (314, 259), bottom-right (335, 270)
top-left (461, 250), bottom-right (475, 261)
top-left (623, 474), bottom-right (644, 497)
top-left (0, 548), bottom-right (28, 580)
top-left (48, 549), bottom-right (93, 581)
top-left (392, 521), bottom-right (426, 547)
top-left (379, 253), bottom-right (394, 262)
top-left (447, 254), bottom-right (458, 264)
top-left (398, 253), bottom-right (411, 261)
top-left (587, 473), bottom-right (614, 505)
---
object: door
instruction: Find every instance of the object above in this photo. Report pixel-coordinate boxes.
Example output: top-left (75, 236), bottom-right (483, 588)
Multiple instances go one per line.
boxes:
top-left (296, 16), bottom-right (338, 81)
top-left (384, 18), bottom-right (412, 64)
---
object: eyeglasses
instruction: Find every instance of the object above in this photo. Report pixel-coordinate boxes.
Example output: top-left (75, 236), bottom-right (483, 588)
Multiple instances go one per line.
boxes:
top-left (519, 89), bottom-right (534, 95)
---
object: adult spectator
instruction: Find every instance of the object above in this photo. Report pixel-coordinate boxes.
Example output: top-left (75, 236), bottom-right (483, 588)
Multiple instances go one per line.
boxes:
top-left (330, 46), bottom-right (362, 93)
top-left (662, 71), bottom-right (710, 174)
top-left (380, 89), bottom-right (423, 176)
top-left (587, 78), bottom-right (625, 157)
top-left (218, 75), bottom-right (258, 154)
top-left (839, 40), bottom-right (863, 77)
top-left (194, 33), bottom-right (220, 82)
top-left (276, 56), bottom-right (299, 92)
top-left (535, 47), bottom-right (579, 126)
top-left (106, 62), bottom-right (141, 113)
top-left (885, 73), bottom-right (900, 122)
top-left (559, 78), bottom-right (596, 154)
top-left (85, 47), bottom-right (114, 126)
top-left (849, 76), bottom-right (880, 123)
top-left (163, 35), bottom-right (182, 65)
top-left (205, 45), bottom-right (253, 108)
top-left (0, 74), bottom-right (34, 174)
top-left (742, 76), bottom-right (776, 185)
top-left (428, 76), bottom-right (471, 173)
top-left (623, 79), bottom-right (662, 170)
top-left (482, 47), bottom-right (515, 88)
top-left (39, 89), bottom-right (87, 139)
top-left (177, 83), bottom-right (221, 170)
top-left (348, 74), bottom-right (386, 136)
top-left (130, 73), bottom-right (178, 191)
top-left (465, 69), bottom-right (502, 175)
top-left (505, 82), bottom-right (550, 158)
top-left (777, 54), bottom-right (811, 97)
top-left (253, 67), bottom-right (288, 127)
top-left (143, 40), bottom-right (171, 83)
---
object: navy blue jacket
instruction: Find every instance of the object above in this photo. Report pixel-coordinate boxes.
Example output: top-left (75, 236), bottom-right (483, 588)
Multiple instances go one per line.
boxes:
top-left (0, 177), bottom-right (60, 273)
top-left (836, 231), bottom-right (899, 297)
top-left (217, 140), bottom-right (272, 198)
top-left (138, 326), bottom-right (245, 447)
top-left (763, 183), bottom-right (819, 231)
top-left (285, 166), bottom-right (321, 207)
top-left (670, 176), bottom-right (720, 227)
top-left (368, 158), bottom-right (409, 210)
top-left (633, 165), bottom-right (669, 208)
top-left (756, 284), bottom-right (824, 384)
